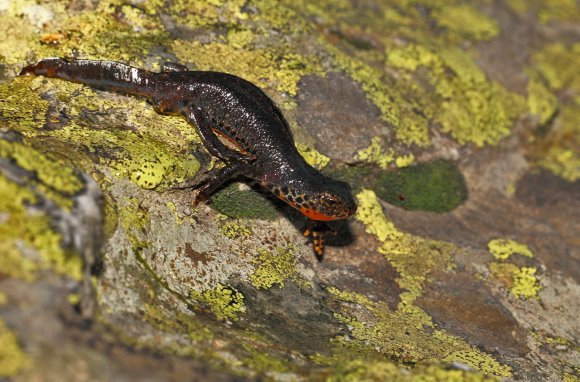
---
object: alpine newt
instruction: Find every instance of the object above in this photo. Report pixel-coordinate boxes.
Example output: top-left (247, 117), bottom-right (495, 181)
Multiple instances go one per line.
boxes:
top-left (19, 58), bottom-right (357, 256)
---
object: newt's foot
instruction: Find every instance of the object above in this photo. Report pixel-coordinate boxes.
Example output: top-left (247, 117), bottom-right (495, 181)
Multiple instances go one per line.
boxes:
top-left (304, 221), bottom-right (336, 258)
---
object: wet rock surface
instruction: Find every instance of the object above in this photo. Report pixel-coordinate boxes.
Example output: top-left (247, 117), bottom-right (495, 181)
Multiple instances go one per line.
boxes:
top-left (0, 1), bottom-right (579, 381)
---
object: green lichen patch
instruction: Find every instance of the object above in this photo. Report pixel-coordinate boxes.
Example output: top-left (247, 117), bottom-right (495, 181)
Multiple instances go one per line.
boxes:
top-left (190, 284), bottom-right (246, 321)
top-left (387, 45), bottom-right (525, 147)
top-left (250, 247), bottom-right (298, 290)
top-left (488, 262), bottom-right (519, 289)
top-left (0, 319), bottom-right (27, 378)
top-left (310, 0), bottom-right (509, 147)
top-left (487, 239), bottom-right (533, 260)
top-left (210, 183), bottom-right (279, 220)
top-left (241, 344), bottom-right (292, 375)
top-left (373, 160), bottom-right (468, 213)
top-left (381, 0), bottom-right (501, 43)
top-left (0, 174), bottom-right (82, 281)
top-left (2, 77), bottom-right (202, 191)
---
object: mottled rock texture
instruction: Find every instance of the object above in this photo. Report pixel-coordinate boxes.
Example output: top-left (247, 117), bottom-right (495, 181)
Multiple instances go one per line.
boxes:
top-left (0, 0), bottom-right (578, 381)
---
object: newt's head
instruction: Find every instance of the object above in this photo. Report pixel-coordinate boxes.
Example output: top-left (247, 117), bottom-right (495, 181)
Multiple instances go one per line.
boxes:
top-left (265, 176), bottom-right (357, 221)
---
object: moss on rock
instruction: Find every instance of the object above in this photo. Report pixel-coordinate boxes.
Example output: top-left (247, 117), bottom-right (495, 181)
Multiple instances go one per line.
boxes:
top-left (374, 160), bottom-right (468, 213)
top-left (210, 183), bottom-right (279, 220)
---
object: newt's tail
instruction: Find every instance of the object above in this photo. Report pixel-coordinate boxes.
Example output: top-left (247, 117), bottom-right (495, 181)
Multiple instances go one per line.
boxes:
top-left (19, 58), bottom-right (157, 98)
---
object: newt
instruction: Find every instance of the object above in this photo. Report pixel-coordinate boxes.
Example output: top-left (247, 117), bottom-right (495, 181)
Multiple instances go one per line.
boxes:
top-left (19, 58), bottom-right (357, 256)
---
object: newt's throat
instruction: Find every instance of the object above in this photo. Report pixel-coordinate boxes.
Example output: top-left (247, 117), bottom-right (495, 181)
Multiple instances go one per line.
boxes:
top-left (299, 207), bottom-right (339, 221)
top-left (277, 192), bottom-right (339, 221)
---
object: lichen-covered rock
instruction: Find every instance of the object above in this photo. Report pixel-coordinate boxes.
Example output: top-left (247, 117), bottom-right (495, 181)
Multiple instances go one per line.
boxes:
top-left (0, 0), bottom-right (579, 381)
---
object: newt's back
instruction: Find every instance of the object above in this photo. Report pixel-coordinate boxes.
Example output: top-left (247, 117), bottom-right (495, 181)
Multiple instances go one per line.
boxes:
top-left (161, 71), bottom-right (299, 169)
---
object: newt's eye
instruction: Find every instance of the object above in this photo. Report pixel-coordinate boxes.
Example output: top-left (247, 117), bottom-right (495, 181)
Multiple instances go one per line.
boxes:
top-left (323, 194), bottom-right (338, 207)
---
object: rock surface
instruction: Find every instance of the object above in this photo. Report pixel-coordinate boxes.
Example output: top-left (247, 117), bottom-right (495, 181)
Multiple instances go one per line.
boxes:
top-left (0, 0), bottom-right (579, 381)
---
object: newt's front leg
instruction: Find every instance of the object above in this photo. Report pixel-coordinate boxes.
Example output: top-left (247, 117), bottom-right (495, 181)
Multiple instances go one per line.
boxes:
top-left (184, 106), bottom-right (253, 164)
top-left (192, 161), bottom-right (245, 206)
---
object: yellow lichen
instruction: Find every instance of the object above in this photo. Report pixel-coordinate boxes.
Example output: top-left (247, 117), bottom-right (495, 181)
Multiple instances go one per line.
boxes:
top-left (0, 319), bottom-right (27, 377)
top-left (395, 153), bottom-right (415, 168)
top-left (0, 0), bottom-right (167, 66)
top-left (297, 144), bottom-right (330, 170)
top-left (250, 247), bottom-right (297, 289)
top-left (0, 175), bottom-right (82, 281)
top-left (487, 242), bottom-right (540, 300)
top-left (563, 372), bottom-right (580, 382)
top-left (527, 78), bottom-right (559, 125)
top-left (528, 44), bottom-right (580, 181)
top-left (325, 43), bottom-right (431, 147)
top-left (171, 40), bottom-right (321, 97)
top-left (532, 43), bottom-right (580, 92)
top-left (0, 140), bottom-right (83, 195)
top-left (537, 0), bottom-right (580, 23)
top-left (219, 221), bottom-right (253, 239)
top-left (325, 358), bottom-right (500, 381)
top-left (538, 147), bottom-right (580, 182)
top-left (327, 288), bottom-right (511, 378)
top-left (190, 284), bottom-right (246, 321)
top-left (511, 267), bottom-right (541, 299)
top-left (143, 304), bottom-right (214, 342)
top-left (532, 105), bottom-right (580, 182)
top-left (350, 190), bottom-right (511, 377)
top-left (387, 45), bottom-right (525, 147)
top-left (487, 239), bottom-right (533, 260)
top-left (489, 262), bottom-right (519, 288)
top-left (356, 137), bottom-right (394, 169)
top-left (0, 77), bottom-right (50, 136)
top-left (0, 292), bottom-right (7, 306)
top-left (431, 4), bottom-right (499, 41)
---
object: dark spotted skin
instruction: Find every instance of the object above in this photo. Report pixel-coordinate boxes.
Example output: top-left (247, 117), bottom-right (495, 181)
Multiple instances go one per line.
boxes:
top-left (19, 58), bottom-right (357, 256)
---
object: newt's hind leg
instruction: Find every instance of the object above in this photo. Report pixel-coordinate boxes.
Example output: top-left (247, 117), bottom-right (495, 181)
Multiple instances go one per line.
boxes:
top-left (151, 97), bottom-right (178, 114)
